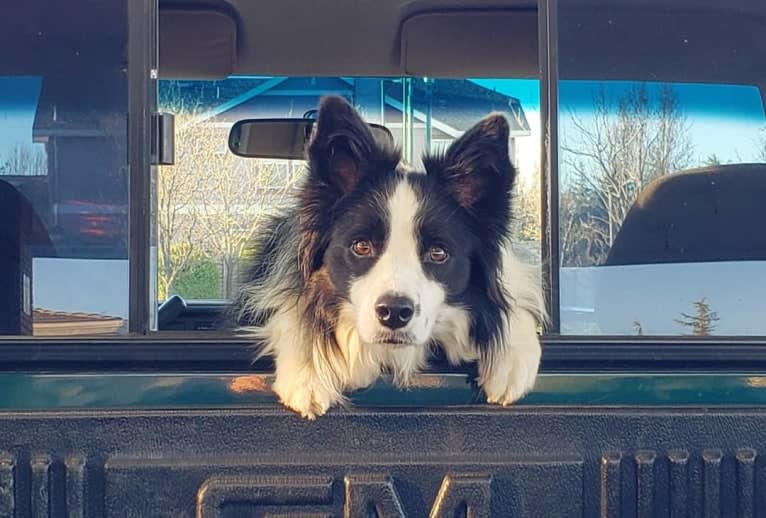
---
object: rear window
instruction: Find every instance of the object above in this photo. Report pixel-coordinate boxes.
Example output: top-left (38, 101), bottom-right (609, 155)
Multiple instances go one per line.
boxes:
top-left (157, 77), bottom-right (542, 302)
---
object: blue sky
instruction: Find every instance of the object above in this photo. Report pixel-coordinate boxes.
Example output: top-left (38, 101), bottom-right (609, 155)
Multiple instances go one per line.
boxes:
top-left (471, 78), bottom-right (766, 121)
top-left (471, 78), bottom-right (766, 166)
top-left (471, 78), bottom-right (541, 111)
top-left (5, 76), bottom-right (763, 165)
top-left (561, 262), bottom-right (766, 335)
top-left (0, 76), bottom-right (42, 159)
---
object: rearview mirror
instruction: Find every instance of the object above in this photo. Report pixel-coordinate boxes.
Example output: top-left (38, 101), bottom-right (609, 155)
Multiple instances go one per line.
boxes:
top-left (228, 119), bottom-right (395, 160)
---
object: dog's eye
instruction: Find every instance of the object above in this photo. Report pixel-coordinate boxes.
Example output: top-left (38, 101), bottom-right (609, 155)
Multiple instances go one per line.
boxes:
top-left (351, 240), bottom-right (374, 257)
top-left (428, 246), bottom-right (449, 263)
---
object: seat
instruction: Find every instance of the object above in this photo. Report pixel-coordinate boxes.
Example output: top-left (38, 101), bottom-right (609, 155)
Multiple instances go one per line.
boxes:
top-left (606, 163), bottom-right (766, 266)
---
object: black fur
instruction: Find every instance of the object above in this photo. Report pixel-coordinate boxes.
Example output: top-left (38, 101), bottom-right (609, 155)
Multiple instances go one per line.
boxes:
top-left (421, 114), bottom-right (516, 351)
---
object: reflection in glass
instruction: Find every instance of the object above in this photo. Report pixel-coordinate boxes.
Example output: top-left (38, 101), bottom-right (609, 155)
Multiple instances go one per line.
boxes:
top-left (0, 0), bottom-right (130, 336)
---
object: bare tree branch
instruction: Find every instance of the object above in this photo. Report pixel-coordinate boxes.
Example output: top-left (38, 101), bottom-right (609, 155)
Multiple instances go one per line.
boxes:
top-left (559, 83), bottom-right (694, 266)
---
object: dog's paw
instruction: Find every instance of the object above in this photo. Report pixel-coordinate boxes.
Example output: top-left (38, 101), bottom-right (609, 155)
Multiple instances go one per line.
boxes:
top-left (479, 325), bottom-right (542, 406)
top-left (272, 369), bottom-right (337, 420)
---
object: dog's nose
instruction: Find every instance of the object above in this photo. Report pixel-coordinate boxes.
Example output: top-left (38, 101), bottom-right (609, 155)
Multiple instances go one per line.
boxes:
top-left (375, 294), bottom-right (415, 329)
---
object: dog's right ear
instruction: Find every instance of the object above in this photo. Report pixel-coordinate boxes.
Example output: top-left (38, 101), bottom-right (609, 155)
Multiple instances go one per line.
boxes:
top-left (427, 112), bottom-right (514, 211)
top-left (308, 96), bottom-right (378, 196)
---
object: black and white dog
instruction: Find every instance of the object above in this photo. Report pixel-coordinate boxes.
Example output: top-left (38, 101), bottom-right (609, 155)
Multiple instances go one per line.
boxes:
top-left (235, 96), bottom-right (545, 419)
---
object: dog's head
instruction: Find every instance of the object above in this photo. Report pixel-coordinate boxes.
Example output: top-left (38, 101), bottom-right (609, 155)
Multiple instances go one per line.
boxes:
top-left (300, 96), bottom-right (516, 347)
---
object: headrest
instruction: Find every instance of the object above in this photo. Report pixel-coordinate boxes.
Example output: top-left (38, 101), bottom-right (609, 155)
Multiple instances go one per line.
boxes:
top-left (606, 163), bottom-right (766, 265)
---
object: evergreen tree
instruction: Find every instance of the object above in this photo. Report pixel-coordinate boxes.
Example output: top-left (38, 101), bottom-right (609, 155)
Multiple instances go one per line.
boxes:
top-left (675, 297), bottom-right (720, 336)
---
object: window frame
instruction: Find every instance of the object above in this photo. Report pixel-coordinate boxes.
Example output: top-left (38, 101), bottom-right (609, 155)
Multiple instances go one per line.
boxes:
top-left (128, 0), bottom-right (159, 334)
top-left (2, 0), bottom-right (766, 373)
top-left (540, 0), bottom-right (561, 333)
top-left (546, 0), bottom-right (766, 341)
top-left (1, 335), bottom-right (766, 373)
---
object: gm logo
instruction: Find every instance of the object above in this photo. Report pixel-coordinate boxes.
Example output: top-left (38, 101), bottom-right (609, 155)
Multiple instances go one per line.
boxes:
top-left (104, 457), bottom-right (581, 516)
top-left (196, 473), bottom-right (491, 517)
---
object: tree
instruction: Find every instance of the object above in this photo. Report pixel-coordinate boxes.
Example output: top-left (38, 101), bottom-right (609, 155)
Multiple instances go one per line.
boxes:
top-left (171, 251), bottom-right (222, 300)
top-left (157, 83), bottom-right (205, 299)
top-left (513, 168), bottom-right (541, 243)
top-left (192, 148), bottom-right (302, 298)
top-left (560, 83), bottom-right (694, 266)
top-left (0, 143), bottom-right (47, 176)
top-left (559, 183), bottom-right (610, 267)
top-left (674, 297), bottom-right (720, 336)
top-left (704, 154), bottom-right (722, 166)
top-left (158, 81), bottom-right (304, 299)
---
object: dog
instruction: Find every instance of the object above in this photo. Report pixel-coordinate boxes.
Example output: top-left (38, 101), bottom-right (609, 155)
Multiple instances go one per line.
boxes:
top-left (234, 95), bottom-right (545, 419)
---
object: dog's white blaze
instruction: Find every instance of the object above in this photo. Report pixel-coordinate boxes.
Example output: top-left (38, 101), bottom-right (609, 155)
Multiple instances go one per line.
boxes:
top-left (349, 177), bottom-right (446, 345)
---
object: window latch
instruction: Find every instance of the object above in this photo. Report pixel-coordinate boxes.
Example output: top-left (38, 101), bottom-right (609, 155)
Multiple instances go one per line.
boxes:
top-left (151, 112), bottom-right (175, 165)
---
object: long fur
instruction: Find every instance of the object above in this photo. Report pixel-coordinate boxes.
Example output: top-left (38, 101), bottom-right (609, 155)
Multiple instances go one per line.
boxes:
top-left (233, 96), bottom-right (546, 419)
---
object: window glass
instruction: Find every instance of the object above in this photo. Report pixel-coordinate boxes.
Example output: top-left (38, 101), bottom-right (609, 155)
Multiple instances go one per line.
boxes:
top-left (0, 1), bottom-right (130, 336)
top-left (157, 77), bottom-right (541, 302)
top-left (557, 1), bottom-right (766, 335)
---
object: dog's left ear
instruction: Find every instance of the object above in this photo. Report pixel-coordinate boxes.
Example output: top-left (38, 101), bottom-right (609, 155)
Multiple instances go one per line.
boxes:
top-left (299, 97), bottom-right (387, 280)
top-left (426, 113), bottom-right (515, 210)
top-left (308, 96), bottom-right (379, 197)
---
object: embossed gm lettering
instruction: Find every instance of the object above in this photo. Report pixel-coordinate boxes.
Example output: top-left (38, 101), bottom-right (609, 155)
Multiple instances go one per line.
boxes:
top-left (196, 472), bottom-right (491, 517)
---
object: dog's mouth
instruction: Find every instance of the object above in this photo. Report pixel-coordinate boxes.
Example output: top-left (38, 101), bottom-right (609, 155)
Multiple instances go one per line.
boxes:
top-left (371, 331), bottom-right (418, 346)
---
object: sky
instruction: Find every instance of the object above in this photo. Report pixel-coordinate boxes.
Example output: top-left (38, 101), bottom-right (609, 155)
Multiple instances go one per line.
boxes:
top-left (471, 79), bottom-right (542, 183)
top-left (6, 75), bottom-right (762, 177)
top-left (470, 78), bottom-right (766, 184)
top-left (560, 261), bottom-right (766, 335)
top-left (0, 76), bottom-right (42, 161)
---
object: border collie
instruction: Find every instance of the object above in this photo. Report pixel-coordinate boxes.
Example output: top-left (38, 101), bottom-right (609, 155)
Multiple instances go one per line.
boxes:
top-left (235, 96), bottom-right (545, 419)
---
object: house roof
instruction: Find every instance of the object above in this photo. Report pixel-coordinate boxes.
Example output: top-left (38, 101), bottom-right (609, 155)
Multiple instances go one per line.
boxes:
top-left (381, 78), bottom-right (529, 134)
top-left (32, 308), bottom-right (125, 336)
